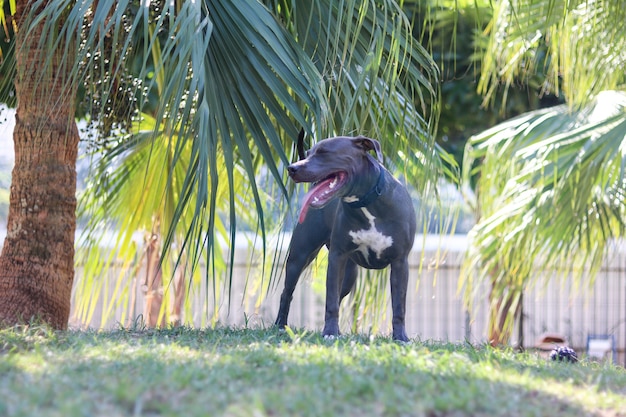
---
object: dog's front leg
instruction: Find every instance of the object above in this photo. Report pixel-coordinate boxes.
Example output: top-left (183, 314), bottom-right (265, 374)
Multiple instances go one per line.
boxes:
top-left (275, 213), bottom-right (329, 328)
top-left (390, 258), bottom-right (410, 342)
top-left (322, 250), bottom-right (348, 338)
top-left (275, 255), bottom-right (305, 328)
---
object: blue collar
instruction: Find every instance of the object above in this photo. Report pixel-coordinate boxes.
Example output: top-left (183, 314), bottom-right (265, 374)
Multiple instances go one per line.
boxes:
top-left (346, 166), bottom-right (385, 209)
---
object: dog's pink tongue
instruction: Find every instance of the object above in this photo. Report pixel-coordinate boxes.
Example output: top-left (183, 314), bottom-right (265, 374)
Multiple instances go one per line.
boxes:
top-left (298, 178), bottom-right (334, 223)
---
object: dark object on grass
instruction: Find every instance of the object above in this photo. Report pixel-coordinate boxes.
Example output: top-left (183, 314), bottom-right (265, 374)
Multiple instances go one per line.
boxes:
top-left (549, 346), bottom-right (578, 363)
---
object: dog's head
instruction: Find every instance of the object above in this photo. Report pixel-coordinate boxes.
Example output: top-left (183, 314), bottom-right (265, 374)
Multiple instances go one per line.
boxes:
top-left (288, 135), bottom-right (383, 222)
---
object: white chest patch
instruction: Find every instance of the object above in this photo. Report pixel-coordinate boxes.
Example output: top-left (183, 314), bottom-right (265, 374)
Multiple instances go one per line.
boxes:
top-left (348, 208), bottom-right (393, 262)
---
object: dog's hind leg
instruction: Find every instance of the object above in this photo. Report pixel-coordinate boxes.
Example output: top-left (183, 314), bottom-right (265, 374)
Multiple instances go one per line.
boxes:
top-left (390, 258), bottom-right (410, 342)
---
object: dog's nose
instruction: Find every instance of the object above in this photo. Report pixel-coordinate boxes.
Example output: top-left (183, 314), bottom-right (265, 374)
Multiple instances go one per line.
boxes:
top-left (287, 164), bottom-right (298, 176)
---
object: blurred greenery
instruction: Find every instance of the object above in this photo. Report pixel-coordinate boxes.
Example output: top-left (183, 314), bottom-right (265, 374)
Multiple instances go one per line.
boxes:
top-left (0, 1), bottom-right (15, 109)
top-left (405, 0), bottom-right (564, 169)
top-left (3, 0), bottom-right (623, 347)
top-left (0, 188), bottom-right (7, 221)
top-left (460, 0), bottom-right (626, 345)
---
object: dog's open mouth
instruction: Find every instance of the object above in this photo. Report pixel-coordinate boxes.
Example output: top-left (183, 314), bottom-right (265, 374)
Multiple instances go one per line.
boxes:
top-left (299, 171), bottom-right (348, 223)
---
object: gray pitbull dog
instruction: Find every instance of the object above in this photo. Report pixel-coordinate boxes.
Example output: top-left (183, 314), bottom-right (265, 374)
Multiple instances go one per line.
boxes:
top-left (275, 135), bottom-right (416, 341)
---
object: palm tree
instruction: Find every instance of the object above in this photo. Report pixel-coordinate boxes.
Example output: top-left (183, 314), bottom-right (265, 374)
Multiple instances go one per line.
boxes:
top-left (463, 0), bottom-right (626, 345)
top-left (0, 0), bottom-right (444, 329)
top-left (0, 1), bottom-right (81, 329)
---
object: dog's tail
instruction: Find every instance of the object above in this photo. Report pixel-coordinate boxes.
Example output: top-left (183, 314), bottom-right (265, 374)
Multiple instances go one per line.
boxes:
top-left (297, 128), bottom-right (306, 160)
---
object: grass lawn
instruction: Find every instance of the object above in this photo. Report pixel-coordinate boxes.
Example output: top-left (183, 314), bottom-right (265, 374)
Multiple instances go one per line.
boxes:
top-left (0, 325), bottom-right (625, 417)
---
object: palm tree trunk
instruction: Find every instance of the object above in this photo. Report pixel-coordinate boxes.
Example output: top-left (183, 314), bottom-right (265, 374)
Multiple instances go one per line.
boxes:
top-left (171, 259), bottom-right (187, 327)
top-left (0, 3), bottom-right (79, 329)
top-left (488, 280), bottom-right (522, 347)
top-left (143, 217), bottom-right (165, 328)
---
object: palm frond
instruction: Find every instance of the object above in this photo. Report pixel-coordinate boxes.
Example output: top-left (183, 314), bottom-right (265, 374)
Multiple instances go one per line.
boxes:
top-left (479, 0), bottom-right (626, 109)
top-left (67, 0), bottom-right (328, 326)
top-left (287, 0), bottom-right (440, 164)
top-left (462, 91), bottom-right (626, 339)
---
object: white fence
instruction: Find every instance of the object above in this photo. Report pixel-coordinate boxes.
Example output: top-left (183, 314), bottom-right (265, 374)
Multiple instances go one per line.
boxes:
top-left (69, 234), bottom-right (625, 365)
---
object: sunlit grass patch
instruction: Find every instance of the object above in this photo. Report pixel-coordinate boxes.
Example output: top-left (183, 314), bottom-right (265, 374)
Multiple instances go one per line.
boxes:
top-left (0, 325), bottom-right (624, 416)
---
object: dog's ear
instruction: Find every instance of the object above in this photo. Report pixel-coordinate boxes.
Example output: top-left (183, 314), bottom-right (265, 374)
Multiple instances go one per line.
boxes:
top-left (352, 136), bottom-right (383, 163)
top-left (296, 128), bottom-right (306, 160)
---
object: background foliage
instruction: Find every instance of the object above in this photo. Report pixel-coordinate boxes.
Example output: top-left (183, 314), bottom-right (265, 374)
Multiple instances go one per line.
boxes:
top-left (2, 0), bottom-right (625, 343)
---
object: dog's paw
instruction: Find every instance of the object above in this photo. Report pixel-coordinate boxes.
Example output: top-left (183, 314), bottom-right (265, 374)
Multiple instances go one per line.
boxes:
top-left (392, 329), bottom-right (410, 343)
top-left (322, 320), bottom-right (340, 339)
top-left (322, 329), bottom-right (341, 340)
